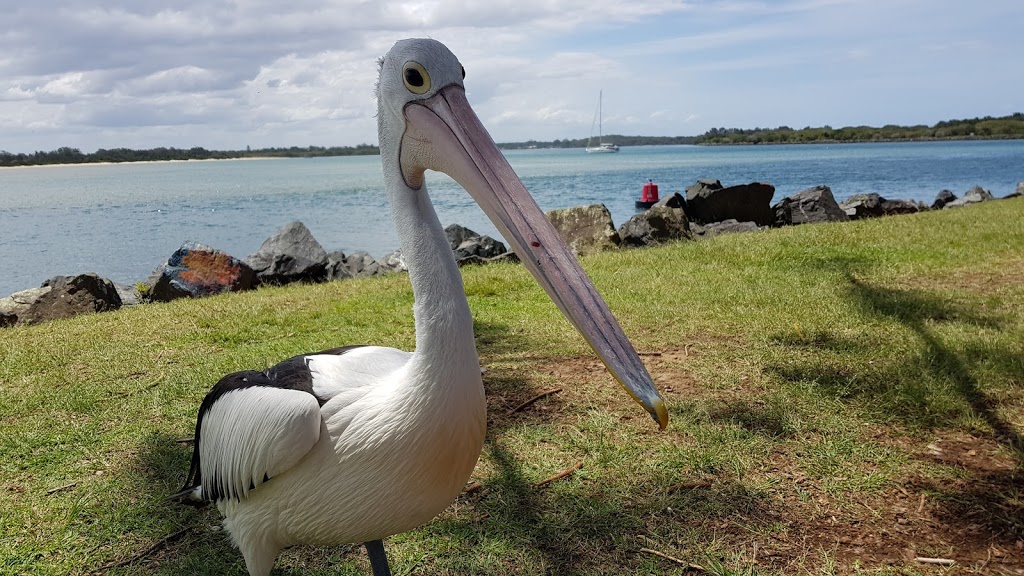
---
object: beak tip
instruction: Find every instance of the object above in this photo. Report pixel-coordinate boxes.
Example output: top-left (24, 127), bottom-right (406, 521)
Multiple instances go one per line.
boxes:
top-left (652, 400), bottom-right (669, 430)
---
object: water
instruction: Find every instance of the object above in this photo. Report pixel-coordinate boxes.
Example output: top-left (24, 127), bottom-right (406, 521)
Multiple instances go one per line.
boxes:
top-left (1, 140), bottom-right (1021, 297)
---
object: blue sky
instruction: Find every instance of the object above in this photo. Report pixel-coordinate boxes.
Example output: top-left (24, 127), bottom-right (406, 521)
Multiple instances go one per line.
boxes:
top-left (1, 0), bottom-right (1021, 153)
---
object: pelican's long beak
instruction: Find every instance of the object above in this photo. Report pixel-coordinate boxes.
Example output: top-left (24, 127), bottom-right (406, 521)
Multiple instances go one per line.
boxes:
top-left (401, 84), bottom-right (668, 430)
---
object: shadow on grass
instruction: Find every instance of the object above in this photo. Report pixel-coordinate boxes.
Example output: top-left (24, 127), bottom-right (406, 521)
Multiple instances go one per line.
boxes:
top-left (424, 437), bottom-right (777, 575)
top-left (767, 267), bottom-right (1022, 452)
top-left (764, 270), bottom-right (1024, 543)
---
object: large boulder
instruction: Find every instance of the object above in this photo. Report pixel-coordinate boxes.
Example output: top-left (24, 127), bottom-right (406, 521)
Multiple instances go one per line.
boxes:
top-left (772, 185), bottom-right (849, 226)
top-left (944, 185), bottom-right (994, 208)
top-left (246, 221), bottom-right (329, 285)
top-left (617, 206), bottom-right (690, 247)
top-left (14, 274), bottom-right (122, 325)
top-left (546, 204), bottom-right (620, 255)
top-left (685, 180), bottom-right (775, 225)
top-left (0, 286), bottom-right (52, 327)
top-left (148, 242), bottom-right (257, 302)
top-left (932, 189), bottom-right (957, 209)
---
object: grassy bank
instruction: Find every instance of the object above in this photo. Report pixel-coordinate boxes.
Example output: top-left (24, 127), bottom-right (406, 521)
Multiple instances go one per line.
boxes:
top-left (2, 199), bottom-right (1022, 575)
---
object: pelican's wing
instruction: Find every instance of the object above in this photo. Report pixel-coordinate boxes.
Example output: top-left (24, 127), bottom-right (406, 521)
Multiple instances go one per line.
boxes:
top-left (196, 376), bottom-right (321, 501)
top-left (173, 346), bottom-right (376, 504)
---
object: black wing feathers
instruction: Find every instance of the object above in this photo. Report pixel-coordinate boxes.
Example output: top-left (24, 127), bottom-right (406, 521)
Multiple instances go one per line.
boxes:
top-left (173, 345), bottom-right (366, 503)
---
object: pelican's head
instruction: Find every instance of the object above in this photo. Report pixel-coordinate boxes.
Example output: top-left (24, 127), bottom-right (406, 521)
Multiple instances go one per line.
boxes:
top-left (376, 38), bottom-right (669, 430)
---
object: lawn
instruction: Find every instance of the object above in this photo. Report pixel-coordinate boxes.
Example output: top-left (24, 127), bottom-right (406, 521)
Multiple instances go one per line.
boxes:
top-left (2, 199), bottom-right (1022, 575)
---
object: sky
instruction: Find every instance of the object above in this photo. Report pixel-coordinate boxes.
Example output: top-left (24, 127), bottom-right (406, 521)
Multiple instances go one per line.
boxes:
top-left (2, 0), bottom-right (1022, 153)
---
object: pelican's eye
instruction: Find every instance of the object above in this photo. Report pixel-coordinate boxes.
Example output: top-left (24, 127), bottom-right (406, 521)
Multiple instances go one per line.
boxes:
top-left (403, 62), bottom-right (430, 95)
top-left (461, 65), bottom-right (466, 80)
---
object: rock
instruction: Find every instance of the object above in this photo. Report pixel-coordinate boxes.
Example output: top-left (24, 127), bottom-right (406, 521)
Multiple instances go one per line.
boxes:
top-left (617, 206), bottom-right (690, 247)
top-left (546, 204), bottom-right (620, 255)
top-left (840, 193), bottom-right (884, 219)
top-left (148, 242), bottom-right (257, 302)
top-left (1012, 181), bottom-right (1024, 198)
top-left (685, 180), bottom-right (775, 226)
top-left (772, 185), bottom-right (849, 226)
top-left (685, 179), bottom-right (723, 197)
top-left (246, 221), bottom-right (329, 285)
top-left (14, 274), bottom-right (122, 325)
top-left (944, 185), bottom-right (994, 208)
top-left (113, 283), bottom-right (143, 306)
top-left (444, 224), bottom-right (480, 250)
top-left (454, 235), bottom-right (507, 259)
top-left (654, 191), bottom-right (686, 210)
top-left (692, 219), bottom-right (761, 238)
top-left (932, 189), bottom-right (957, 209)
top-left (457, 251), bottom-right (521, 267)
top-left (0, 286), bottom-right (52, 327)
top-left (879, 198), bottom-right (924, 216)
top-left (841, 193), bottom-right (924, 219)
top-left (344, 251), bottom-right (385, 277)
top-left (325, 251), bottom-right (353, 281)
top-left (444, 223), bottom-right (508, 260)
top-left (380, 250), bottom-right (408, 272)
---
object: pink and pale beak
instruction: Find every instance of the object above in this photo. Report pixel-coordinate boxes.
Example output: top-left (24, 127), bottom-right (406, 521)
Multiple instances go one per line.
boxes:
top-left (399, 84), bottom-right (668, 430)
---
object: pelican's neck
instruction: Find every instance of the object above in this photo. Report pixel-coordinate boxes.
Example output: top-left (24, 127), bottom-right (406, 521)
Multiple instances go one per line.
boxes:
top-left (381, 152), bottom-right (477, 374)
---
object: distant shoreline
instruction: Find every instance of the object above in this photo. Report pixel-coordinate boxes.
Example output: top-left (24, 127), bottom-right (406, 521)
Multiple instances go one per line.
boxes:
top-left (0, 156), bottom-right (285, 171)
top-left (4, 135), bottom-right (1024, 168)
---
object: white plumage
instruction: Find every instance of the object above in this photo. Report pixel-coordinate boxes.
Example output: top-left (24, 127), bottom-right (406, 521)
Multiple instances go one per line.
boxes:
top-left (176, 38), bottom-right (667, 576)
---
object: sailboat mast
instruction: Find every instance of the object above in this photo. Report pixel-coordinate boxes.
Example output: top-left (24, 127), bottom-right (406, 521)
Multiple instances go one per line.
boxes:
top-left (599, 90), bottom-right (603, 140)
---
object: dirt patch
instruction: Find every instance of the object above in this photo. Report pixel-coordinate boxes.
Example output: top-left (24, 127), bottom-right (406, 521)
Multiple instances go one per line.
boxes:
top-left (480, 346), bottom-right (1024, 574)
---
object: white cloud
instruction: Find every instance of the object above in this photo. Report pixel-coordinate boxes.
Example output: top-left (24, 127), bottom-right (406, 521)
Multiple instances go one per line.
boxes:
top-left (0, 0), bottom-right (1021, 151)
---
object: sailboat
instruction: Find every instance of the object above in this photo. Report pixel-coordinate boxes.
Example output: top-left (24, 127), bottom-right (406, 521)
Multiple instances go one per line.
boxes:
top-left (586, 90), bottom-right (620, 153)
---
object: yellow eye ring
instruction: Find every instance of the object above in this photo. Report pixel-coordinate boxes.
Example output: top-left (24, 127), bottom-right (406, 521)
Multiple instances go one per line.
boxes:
top-left (403, 62), bottom-right (431, 94)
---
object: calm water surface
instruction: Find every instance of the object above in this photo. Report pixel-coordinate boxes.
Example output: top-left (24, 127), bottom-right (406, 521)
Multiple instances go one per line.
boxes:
top-left (0, 140), bottom-right (1021, 297)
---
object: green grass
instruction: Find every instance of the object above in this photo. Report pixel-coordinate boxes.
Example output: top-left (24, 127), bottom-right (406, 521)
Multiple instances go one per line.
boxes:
top-left (2, 199), bottom-right (1023, 575)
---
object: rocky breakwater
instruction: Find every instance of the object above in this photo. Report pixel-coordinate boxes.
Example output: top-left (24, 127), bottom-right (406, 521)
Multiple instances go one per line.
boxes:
top-left (1, 220), bottom-right (514, 328)
top-left (3, 179), bottom-right (1021, 329)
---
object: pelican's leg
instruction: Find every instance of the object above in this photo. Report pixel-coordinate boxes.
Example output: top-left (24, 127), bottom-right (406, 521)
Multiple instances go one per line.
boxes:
top-left (364, 539), bottom-right (392, 576)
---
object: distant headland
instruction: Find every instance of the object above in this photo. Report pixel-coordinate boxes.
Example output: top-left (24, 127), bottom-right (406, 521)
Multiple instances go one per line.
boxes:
top-left (2, 113), bottom-right (1021, 167)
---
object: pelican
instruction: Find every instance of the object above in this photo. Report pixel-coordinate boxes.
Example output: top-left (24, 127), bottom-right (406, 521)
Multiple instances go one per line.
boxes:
top-left (173, 38), bottom-right (668, 576)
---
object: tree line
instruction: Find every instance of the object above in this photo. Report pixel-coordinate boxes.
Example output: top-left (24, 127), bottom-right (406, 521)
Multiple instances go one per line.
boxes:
top-left (3, 113), bottom-right (1022, 167)
top-left (693, 113), bottom-right (1024, 145)
top-left (0, 144), bottom-right (379, 168)
top-left (497, 113), bottom-right (1024, 148)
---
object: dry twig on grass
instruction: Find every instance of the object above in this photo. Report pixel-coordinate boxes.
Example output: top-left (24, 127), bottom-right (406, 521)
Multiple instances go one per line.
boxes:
top-left (95, 527), bottom-right (193, 571)
top-left (509, 388), bottom-right (562, 414)
top-left (668, 480), bottom-right (712, 492)
top-left (535, 462), bottom-right (583, 488)
top-left (915, 557), bottom-right (955, 566)
top-left (46, 482), bottom-right (78, 495)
